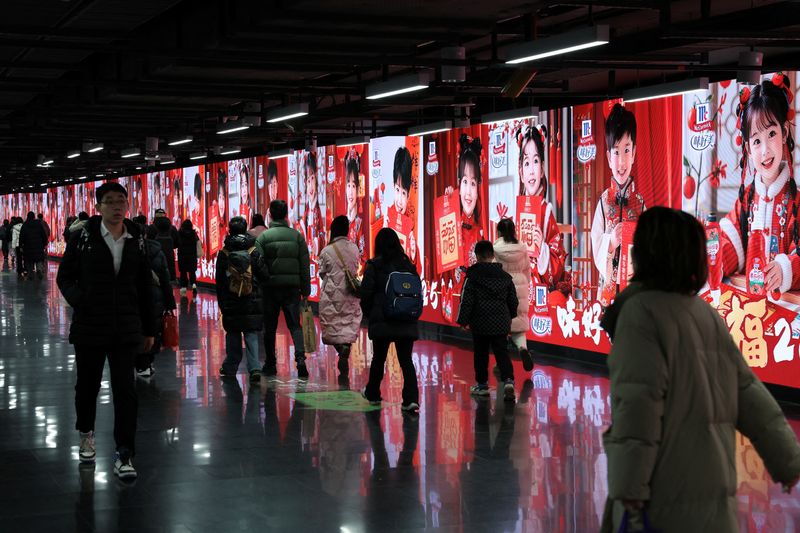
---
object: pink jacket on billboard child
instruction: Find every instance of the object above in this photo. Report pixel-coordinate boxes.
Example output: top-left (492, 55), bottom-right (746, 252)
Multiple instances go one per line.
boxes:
top-left (590, 104), bottom-right (646, 307)
top-left (719, 74), bottom-right (800, 298)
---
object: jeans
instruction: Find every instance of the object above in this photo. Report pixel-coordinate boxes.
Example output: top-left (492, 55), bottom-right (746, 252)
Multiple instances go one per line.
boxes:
top-left (74, 343), bottom-right (138, 454)
top-left (179, 269), bottom-right (197, 288)
top-left (365, 338), bottom-right (418, 405)
top-left (473, 333), bottom-right (514, 384)
top-left (263, 287), bottom-right (305, 370)
top-left (222, 331), bottom-right (261, 373)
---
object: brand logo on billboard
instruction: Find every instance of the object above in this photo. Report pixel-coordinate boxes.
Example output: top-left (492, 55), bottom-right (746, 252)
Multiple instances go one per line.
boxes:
top-left (490, 127), bottom-right (507, 169)
top-left (426, 141), bottom-right (439, 176)
top-left (531, 315), bottom-right (553, 337)
top-left (690, 131), bottom-right (716, 151)
top-left (577, 119), bottom-right (597, 163)
top-left (372, 150), bottom-right (382, 180)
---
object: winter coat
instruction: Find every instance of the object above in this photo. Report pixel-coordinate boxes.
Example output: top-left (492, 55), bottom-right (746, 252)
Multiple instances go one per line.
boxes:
top-left (39, 218), bottom-right (50, 239)
top-left (56, 216), bottom-right (156, 346)
top-left (145, 239), bottom-right (177, 334)
top-left (0, 223), bottom-right (10, 250)
top-left (215, 233), bottom-right (268, 333)
top-left (248, 225), bottom-right (267, 239)
top-left (456, 262), bottom-right (518, 336)
top-left (148, 217), bottom-right (179, 279)
top-left (19, 218), bottom-right (48, 262)
top-left (319, 236), bottom-right (362, 345)
top-left (493, 238), bottom-right (531, 334)
top-left (11, 223), bottom-right (21, 249)
top-left (177, 227), bottom-right (200, 273)
top-left (255, 220), bottom-right (310, 295)
top-left (360, 255), bottom-right (419, 340)
top-left (600, 284), bottom-right (800, 533)
top-left (65, 219), bottom-right (88, 242)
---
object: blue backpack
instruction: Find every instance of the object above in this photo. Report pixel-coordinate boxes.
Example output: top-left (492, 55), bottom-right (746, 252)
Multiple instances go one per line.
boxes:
top-left (383, 270), bottom-right (423, 322)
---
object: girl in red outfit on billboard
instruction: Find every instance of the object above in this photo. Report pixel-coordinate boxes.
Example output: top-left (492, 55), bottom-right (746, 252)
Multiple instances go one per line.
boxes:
top-left (516, 124), bottom-right (566, 290)
top-left (303, 152), bottom-right (325, 258)
top-left (720, 74), bottom-right (800, 298)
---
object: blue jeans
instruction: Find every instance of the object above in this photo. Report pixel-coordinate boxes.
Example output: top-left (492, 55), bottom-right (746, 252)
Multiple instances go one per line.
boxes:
top-left (222, 331), bottom-right (260, 373)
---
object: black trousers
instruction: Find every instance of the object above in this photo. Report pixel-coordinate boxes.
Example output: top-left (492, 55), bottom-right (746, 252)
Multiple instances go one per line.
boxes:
top-left (473, 333), bottom-right (514, 384)
top-left (74, 343), bottom-right (138, 454)
top-left (179, 269), bottom-right (197, 288)
top-left (365, 338), bottom-right (418, 405)
top-left (262, 286), bottom-right (305, 370)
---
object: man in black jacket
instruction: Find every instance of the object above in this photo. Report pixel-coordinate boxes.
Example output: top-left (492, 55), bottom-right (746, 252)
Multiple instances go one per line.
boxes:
top-left (19, 211), bottom-right (48, 280)
top-left (456, 240), bottom-right (519, 401)
top-left (57, 182), bottom-right (155, 480)
top-left (148, 208), bottom-right (179, 282)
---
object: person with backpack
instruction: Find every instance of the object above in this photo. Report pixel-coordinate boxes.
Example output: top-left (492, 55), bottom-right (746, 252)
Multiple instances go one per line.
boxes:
top-left (217, 216), bottom-right (269, 383)
top-left (360, 227), bottom-right (422, 413)
top-left (56, 182), bottom-right (155, 480)
top-left (148, 208), bottom-right (179, 282)
top-left (133, 215), bottom-right (176, 378)
top-left (457, 240), bottom-right (519, 401)
top-left (65, 212), bottom-right (90, 242)
top-left (19, 211), bottom-right (48, 280)
top-left (177, 219), bottom-right (201, 297)
top-left (0, 219), bottom-right (10, 271)
top-left (255, 200), bottom-right (310, 379)
top-left (319, 215), bottom-right (362, 376)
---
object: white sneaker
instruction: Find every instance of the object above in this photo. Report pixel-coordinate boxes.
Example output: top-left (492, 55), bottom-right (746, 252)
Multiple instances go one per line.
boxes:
top-left (136, 366), bottom-right (154, 378)
top-left (180, 288), bottom-right (187, 296)
top-left (79, 431), bottom-right (96, 463)
top-left (192, 283), bottom-right (197, 290)
top-left (401, 402), bottom-right (420, 413)
top-left (114, 452), bottom-right (137, 480)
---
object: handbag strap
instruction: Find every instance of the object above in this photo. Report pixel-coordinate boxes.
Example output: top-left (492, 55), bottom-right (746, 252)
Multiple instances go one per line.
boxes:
top-left (332, 240), bottom-right (347, 269)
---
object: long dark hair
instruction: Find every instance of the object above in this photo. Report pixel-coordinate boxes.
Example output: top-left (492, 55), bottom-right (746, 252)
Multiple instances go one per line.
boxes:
top-left (374, 227), bottom-right (409, 264)
top-left (496, 218), bottom-right (518, 244)
top-left (458, 134), bottom-right (483, 224)
top-left (516, 124), bottom-right (548, 197)
top-left (630, 207), bottom-right (707, 295)
top-left (180, 219), bottom-right (194, 232)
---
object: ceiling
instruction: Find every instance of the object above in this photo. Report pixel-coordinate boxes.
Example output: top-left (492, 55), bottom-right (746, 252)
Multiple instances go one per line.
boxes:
top-left (2, 0), bottom-right (800, 193)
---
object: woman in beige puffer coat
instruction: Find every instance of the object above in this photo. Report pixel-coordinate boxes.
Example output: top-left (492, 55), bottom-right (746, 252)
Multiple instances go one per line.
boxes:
top-left (600, 207), bottom-right (800, 533)
top-left (319, 216), bottom-right (363, 375)
top-left (493, 218), bottom-right (533, 371)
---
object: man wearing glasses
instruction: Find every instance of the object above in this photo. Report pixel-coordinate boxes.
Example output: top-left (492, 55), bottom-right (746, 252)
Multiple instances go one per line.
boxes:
top-left (57, 182), bottom-right (155, 480)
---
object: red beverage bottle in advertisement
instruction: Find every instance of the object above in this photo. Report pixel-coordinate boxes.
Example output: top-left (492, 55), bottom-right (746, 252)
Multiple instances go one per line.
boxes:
top-left (705, 213), bottom-right (722, 305)
top-left (746, 229), bottom-right (766, 297)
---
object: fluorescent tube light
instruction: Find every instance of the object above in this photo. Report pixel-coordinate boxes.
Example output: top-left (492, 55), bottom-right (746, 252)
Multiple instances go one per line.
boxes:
top-left (266, 103), bottom-right (309, 123)
top-left (336, 136), bottom-right (370, 147)
top-left (86, 143), bottom-right (104, 153)
top-left (121, 147), bottom-right (141, 158)
top-left (366, 72), bottom-right (430, 100)
top-left (482, 107), bottom-right (539, 124)
top-left (623, 77), bottom-right (709, 103)
top-left (67, 150), bottom-right (81, 159)
top-left (268, 148), bottom-right (294, 159)
top-left (506, 25), bottom-right (609, 64)
top-left (216, 120), bottom-right (250, 135)
top-left (220, 146), bottom-right (241, 155)
top-left (189, 151), bottom-right (207, 160)
top-left (168, 135), bottom-right (193, 146)
top-left (408, 121), bottom-right (453, 136)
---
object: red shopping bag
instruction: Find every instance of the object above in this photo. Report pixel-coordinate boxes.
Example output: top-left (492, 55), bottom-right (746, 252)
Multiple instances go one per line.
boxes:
top-left (162, 311), bottom-right (179, 348)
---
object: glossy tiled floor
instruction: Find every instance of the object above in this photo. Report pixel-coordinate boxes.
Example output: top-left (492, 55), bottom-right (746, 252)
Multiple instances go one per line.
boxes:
top-left (1, 263), bottom-right (800, 532)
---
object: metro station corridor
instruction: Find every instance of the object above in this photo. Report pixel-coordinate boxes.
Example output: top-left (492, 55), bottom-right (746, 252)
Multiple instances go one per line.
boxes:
top-left (1, 265), bottom-right (799, 533)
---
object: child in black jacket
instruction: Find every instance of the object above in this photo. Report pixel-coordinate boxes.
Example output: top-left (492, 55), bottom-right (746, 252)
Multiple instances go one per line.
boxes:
top-left (457, 240), bottom-right (519, 401)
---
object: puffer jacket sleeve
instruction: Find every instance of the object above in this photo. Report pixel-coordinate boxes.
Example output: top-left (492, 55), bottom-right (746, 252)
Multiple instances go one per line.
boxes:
top-left (506, 278), bottom-right (519, 318)
top-left (252, 248), bottom-right (269, 283)
top-left (735, 339), bottom-right (800, 484)
top-left (603, 296), bottom-right (667, 501)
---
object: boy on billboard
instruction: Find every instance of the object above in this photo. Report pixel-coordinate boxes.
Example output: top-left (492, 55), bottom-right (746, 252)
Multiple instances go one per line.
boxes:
top-left (590, 103), bottom-right (646, 307)
top-left (515, 124), bottom-right (566, 289)
top-left (239, 163), bottom-right (253, 225)
top-left (384, 146), bottom-right (420, 271)
top-left (720, 75), bottom-right (800, 297)
top-left (344, 149), bottom-right (366, 269)
top-left (267, 161), bottom-right (279, 204)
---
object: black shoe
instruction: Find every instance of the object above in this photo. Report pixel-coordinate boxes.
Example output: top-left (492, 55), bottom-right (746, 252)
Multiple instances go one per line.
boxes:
top-left (219, 367), bottom-right (235, 378)
top-left (297, 364), bottom-right (309, 379)
top-left (519, 347), bottom-right (533, 372)
top-left (262, 365), bottom-right (277, 377)
top-left (249, 370), bottom-right (262, 384)
top-left (337, 357), bottom-right (349, 375)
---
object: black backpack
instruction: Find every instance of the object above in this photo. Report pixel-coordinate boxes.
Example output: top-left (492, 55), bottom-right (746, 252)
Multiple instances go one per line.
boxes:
top-left (383, 270), bottom-right (423, 322)
top-left (222, 247), bottom-right (256, 297)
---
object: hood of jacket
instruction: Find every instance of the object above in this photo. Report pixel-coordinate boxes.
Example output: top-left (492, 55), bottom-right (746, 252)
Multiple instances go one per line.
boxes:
top-left (493, 238), bottom-right (528, 264)
top-left (224, 233), bottom-right (256, 251)
top-left (179, 226), bottom-right (197, 239)
top-left (599, 282), bottom-right (645, 341)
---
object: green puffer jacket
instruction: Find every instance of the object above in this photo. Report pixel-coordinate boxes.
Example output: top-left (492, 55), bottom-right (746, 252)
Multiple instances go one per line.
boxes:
top-left (600, 284), bottom-right (800, 533)
top-left (255, 220), bottom-right (310, 295)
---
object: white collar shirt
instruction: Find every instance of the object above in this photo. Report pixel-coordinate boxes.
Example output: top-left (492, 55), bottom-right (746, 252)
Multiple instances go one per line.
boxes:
top-left (100, 221), bottom-right (132, 275)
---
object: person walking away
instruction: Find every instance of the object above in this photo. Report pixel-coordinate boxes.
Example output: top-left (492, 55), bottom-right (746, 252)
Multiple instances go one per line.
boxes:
top-left (134, 215), bottom-right (176, 377)
top-left (493, 218), bottom-right (533, 370)
top-left (600, 207), bottom-right (800, 533)
top-left (0, 219), bottom-right (10, 271)
top-left (177, 219), bottom-right (200, 296)
top-left (38, 212), bottom-right (51, 240)
top-left (217, 216), bottom-right (269, 383)
top-left (149, 208), bottom-right (179, 282)
top-left (255, 200), bottom-right (311, 378)
top-left (19, 211), bottom-right (48, 280)
top-left (360, 228), bottom-right (422, 413)
top-left (248, 213), bottom-right (268, 239)
top-left (65, 212), bottom-right (90, 242)
top-left (319, 215), bottom-right (363, 376)
top-left (56, 182), bottom-right (155, 480)
top-left (457, 240), bottom-right (519, 401)
top-left (11, 216), bottom-right (24, 278)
